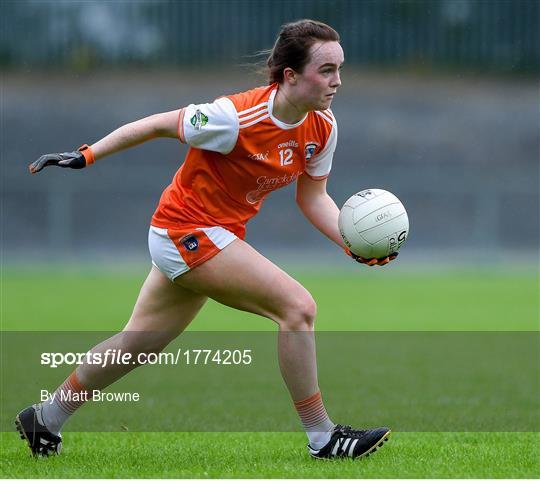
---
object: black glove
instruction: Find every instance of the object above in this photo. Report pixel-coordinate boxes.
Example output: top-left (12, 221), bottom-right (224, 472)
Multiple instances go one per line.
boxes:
top-left (29, 144), bottom-right (94, 174)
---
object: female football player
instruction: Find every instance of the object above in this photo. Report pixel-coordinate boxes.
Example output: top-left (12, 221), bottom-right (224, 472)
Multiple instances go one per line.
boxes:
top-left (18, 19), bottom-right (395, 459)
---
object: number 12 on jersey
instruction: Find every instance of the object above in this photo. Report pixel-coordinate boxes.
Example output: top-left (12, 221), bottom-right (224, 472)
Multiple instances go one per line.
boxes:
top-left (279, 148), bottom-right (293, 166)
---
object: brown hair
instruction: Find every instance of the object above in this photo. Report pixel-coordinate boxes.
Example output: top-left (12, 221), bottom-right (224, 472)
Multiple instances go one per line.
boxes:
top-left (266, 19), bottom-right (340, 85)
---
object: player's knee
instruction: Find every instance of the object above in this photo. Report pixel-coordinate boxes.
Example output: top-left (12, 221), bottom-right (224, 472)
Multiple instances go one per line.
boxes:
top-left (278, 292), bottom-right (317, 331)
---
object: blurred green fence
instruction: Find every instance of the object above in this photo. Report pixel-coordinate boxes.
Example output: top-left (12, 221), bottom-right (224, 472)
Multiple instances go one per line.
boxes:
top-left (1, 0), bottom-right (538, 72)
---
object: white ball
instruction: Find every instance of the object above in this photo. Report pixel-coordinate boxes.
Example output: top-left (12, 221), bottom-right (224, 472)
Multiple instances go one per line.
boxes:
top-left (338, 188), bottom-right (409, 259)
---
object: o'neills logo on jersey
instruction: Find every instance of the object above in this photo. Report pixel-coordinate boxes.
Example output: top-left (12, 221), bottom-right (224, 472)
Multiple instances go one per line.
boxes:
top-left (278, 140), bottom-right (299, 149)
top-left (246, 171), bottom-right (302, 204)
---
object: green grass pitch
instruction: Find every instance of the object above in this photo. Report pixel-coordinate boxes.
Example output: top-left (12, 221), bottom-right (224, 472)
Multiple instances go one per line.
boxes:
top-left (1, 267), bottom-right (539, 478)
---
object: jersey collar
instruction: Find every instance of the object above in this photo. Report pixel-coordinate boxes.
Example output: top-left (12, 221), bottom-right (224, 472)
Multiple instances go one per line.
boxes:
top-left (268, 87), bottom-right (308, 130)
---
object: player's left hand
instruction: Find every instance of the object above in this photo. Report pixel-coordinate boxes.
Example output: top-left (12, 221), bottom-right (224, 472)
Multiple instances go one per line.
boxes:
top-left (345, 248), bottom-right (398, 267)
top-left (29, 145), bottom-right (94, 174)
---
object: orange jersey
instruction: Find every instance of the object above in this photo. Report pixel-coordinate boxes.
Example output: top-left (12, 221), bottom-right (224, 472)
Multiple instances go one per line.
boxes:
top-left (151, 84), bottom-right (337, 239)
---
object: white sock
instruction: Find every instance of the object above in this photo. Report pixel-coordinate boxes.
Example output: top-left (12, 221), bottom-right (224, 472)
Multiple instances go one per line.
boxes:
top-left (306, 418), bottom-right (335, 450)
top-left (41, 372), bottom-right (89, 434)
top-left (293, 391), bottom-right (335, 450)
top-left (41, 399), bottom-right (72, 435)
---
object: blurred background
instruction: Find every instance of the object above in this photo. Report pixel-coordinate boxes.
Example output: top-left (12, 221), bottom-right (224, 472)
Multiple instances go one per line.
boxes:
top-left (1, 0), bottom-right (539, 268)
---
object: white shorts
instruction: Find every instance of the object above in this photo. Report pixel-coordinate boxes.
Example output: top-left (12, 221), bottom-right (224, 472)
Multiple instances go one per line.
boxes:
top-left (148, 225), bottom-right (237, 281)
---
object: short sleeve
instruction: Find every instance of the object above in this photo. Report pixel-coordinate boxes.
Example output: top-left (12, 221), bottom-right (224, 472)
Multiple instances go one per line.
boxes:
top-left (304, 118), bottom-right (337, 180)
top-left (179, 97), bottom-right (239, 155)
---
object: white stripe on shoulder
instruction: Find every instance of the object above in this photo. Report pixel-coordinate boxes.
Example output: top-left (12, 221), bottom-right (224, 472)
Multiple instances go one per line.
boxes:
top-left (238, 102), bottom-right (269, 117)
top-left (315, 110), bottom-right (334, 125)
top-left (238, 107), bottom-right (269, 123)
top-left (316, 109), bottom-right (334, 123)
top-left (239, 113), bottom-right (270, 129)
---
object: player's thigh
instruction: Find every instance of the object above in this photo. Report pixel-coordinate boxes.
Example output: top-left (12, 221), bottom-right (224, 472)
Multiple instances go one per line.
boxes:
top-left (174, 239), bottom-right (315, 324)
top-left (124, 266), bottom-right (207, 338)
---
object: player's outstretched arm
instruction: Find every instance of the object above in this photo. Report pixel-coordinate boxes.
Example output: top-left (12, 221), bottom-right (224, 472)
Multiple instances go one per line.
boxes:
top-left (28, 109), bottom-right (182, 173)
top-left (296, 174), bottom-right (344, 247)
top-left (296, 174), bottom-right (396, 267)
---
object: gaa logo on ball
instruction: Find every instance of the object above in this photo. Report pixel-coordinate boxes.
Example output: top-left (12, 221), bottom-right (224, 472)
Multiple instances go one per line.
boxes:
top-left (339, 189), bottom-right (409, 259)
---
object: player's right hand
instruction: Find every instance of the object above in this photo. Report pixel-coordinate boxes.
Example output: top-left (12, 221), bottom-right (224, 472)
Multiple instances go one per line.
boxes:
top-left (345, 248), bottom-right (398, 267)
top-left (29, 144), bottom-right (94, 174)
